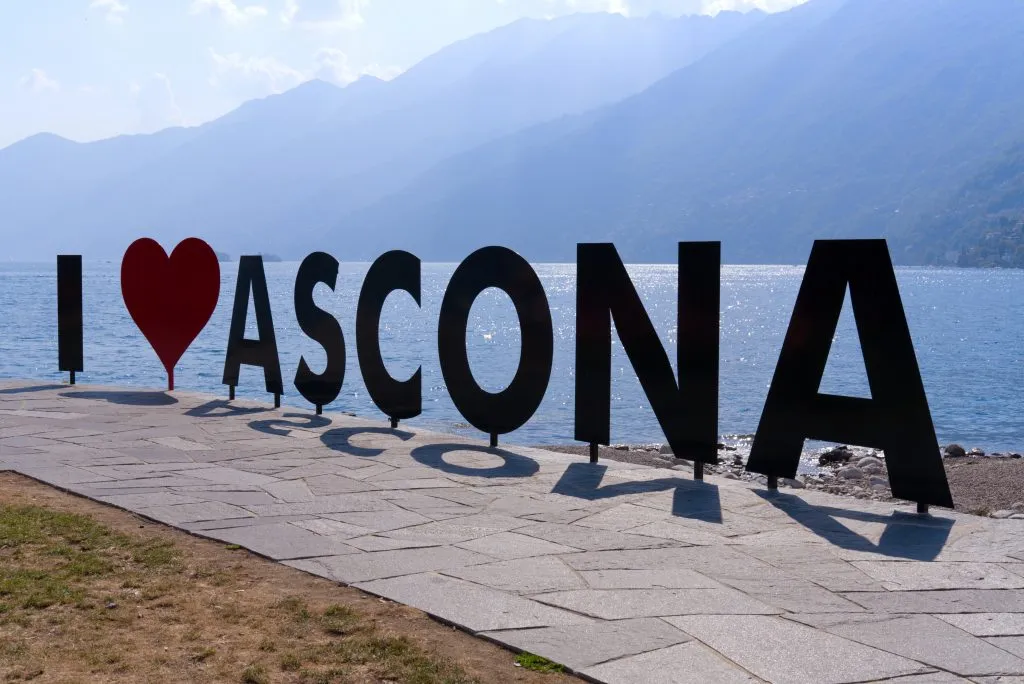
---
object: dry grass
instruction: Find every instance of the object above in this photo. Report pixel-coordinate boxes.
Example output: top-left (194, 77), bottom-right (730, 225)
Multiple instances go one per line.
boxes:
top-left (0, 472), bottom-right (575, 683)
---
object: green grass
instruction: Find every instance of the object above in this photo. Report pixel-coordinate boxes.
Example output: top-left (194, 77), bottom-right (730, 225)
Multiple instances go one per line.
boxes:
top-left (0, 500), bottom-right (491, 683)
top-left (320, 604), bottom-right (359, 635)
top-left (241, 662), bottom-right (269, 684)
top-left (516, 652), bottom-right (566, 673)
top-left (0, 504), bottom-right (181, 616)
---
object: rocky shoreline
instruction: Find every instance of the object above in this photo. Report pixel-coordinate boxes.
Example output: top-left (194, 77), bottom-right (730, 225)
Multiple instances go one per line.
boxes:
top-left (539, 441), bottom-right (1024, 517)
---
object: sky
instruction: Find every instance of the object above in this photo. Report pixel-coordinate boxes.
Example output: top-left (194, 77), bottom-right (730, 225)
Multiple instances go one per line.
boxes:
top-left (1, 0), bottom-right (807, 150)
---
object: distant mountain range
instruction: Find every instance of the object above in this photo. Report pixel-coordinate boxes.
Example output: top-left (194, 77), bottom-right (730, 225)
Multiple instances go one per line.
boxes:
top-left (905, 142), bottom-right (1024, 268)
top-left (2, 0), bottom-right (1023, 266)
top-left (0, 10), bottom-right (760, 261)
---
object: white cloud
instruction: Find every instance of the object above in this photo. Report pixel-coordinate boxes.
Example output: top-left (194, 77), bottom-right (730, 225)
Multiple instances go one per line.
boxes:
top-left (518, 0), bottom-right (806, 17)
top-left (206, 46), bottom-right (398, 96)
top-left (134, 73), bottom-right (183, 133)
top-left (190, 0), bottom-right (268, 24)
top-left (19, 68), bottom-right (60, 95)
top-left (564, 0), bottom-right (629, 15)
top-left (698, 0), bottom-right (807, 12)
top-left (90, 0), bottom-right (129, 24)
top-left (282, 0), bottom-right (369, 31)
top-left (208, 49), bottom-right (307, 94)
top-left (313, 47), bottom-right (400, 85)
top-left (613, 0), bottom-right (808, 15)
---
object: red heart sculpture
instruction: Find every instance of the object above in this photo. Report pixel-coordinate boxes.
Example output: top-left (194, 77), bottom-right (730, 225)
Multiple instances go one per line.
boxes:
top-left (121, 237), bottom-right (220, 390)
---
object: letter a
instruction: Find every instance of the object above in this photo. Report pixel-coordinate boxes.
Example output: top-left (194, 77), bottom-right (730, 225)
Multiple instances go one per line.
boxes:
top-left (746, 239), bottom-right (952, 508)
top-left (222, 255), bottom-right (284, 401)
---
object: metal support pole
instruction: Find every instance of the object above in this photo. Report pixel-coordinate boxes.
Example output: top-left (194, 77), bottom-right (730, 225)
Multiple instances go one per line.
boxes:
top-left (694, 460), bottom-right (703, 481)
top-left (390, 417), bottom-right (399, 429)
top-left (767, 475), bottom-right (779, 491)
top-left (229, 385), bottom-right (235, 401)
top-left (489, 433), bottom-right (498, 448)
top-left (274, 393), bottom-right (281, 409)
top-left (316, 404), bottom-right (322, 416)
top-left (917, 501), bottom-right (929, 515)
top-left (69, 370), bottom-right (76, 386)
top-left (589, 442), bottom-right (599, 464)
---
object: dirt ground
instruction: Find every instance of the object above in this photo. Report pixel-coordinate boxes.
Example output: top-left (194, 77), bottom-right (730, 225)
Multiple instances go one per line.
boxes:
top-left (943, 459), bottom-right (1024, 515)
top-left (0, 472), bottom-right (577, 684)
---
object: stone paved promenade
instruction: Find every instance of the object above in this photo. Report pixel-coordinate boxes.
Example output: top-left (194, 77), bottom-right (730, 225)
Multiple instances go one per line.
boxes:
top-left (3, 381), bottom-right (1024, 683)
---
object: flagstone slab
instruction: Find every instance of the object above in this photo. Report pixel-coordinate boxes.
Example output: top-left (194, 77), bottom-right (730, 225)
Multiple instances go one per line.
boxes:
top-left (381, 514), bottom-right (531, 544)
top-left (288, 545), bottom-right (492, 583)
top-left (138, 501), bottom-right (254, 524)
top-left (98, 491), bottom-right (204, 508)
top-left (260, 479), bottom-right (315, 503)
top-left (843, 590), bottom-right (1024, 614)
top-left (581, 642), bottom-right (761, 684)
top-left (872, 673), bottom-right (971, 683)
top-left (19, 465), bottom-right (113, 484)
top-left (6, 380), bottom-right (1024, 683)
top-left (579, 568), bottom-right (722, 590)
top-left (186, 466), bottom-right (278, 486)
top-left (986, 637), bottom-right (1024, 660)
top-left (534, 588), bottom-right (781, 619)
top-left (455, 531), bottom-right (579, 560)
top-left (189, 490), bottom-right (280, 506)
top-left (201, 522), bottom-right (359, 560)
top-left (443, 556), bottom-right (586, 593)
top-left (482, 617), bottom-right (691, 671)
top-left (180, 514), bottom-right (317, 531)
top-left (794, 614), bottom-right (1024, 676)
top-left (723, 581), bottom-right (867, 614)
top-left (852, 561), bottom-right (1024, 591)
top-left (938, 613), bottom-right (1024, 637)
top-left (667, 615), bottom-right (929, 684)
top-left (293, 518), bottom-right (374, 539)
top-left (341, 535), bottom-right (441, 552)
top-left (356, 572), bottom-right (592, 632)
top-left (515, 522), bottom-right (677, 551)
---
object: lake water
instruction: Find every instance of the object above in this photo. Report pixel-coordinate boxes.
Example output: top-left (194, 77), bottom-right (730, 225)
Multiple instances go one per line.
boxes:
top-left (1, 262), bottom-right (1021, 453)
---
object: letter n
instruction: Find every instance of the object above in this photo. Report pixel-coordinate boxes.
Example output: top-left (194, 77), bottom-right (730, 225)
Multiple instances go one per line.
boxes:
top-left (745, 239), bottom-right (953, 508)
top-left (575, 242), bottom-right (720, 464)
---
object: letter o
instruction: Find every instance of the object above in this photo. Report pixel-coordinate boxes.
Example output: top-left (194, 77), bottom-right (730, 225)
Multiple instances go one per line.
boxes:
top-left (438, 246), bottom-right (553, 436)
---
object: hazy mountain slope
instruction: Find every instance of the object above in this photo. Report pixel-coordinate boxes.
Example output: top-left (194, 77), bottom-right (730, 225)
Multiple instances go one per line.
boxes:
top-left (339, 0), bottom-right (1024, 264)
top-left (0, 79), bottom-right (361, 260)
top-left (905, 142), bottom-right (1024, 267)
top-left (0, 10), bottom-right (763, 260)
top-left (0, 128), bottom-right (201, 252)
top-left (274, 11), bottom-right (768, 255)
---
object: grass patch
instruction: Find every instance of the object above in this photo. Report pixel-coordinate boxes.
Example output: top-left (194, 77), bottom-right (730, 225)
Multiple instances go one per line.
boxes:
top-left (190, 646), bottom-right (217, 663)
top-left (0, 496), bottom-right (500, 683)
top-left (0, 473), bottom-right (573, 683)
top-left (0, 505), bottom-right (181, 615)
top-left (241, 663), bottom-right (269, 684)
top-left (320, 604), bottom-right (359, 635)
top-left (516, 653), bottom-right (566, 673)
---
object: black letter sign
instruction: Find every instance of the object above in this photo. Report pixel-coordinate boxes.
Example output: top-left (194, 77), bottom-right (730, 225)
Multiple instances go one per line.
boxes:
top-left (438, 246), bottom-right (553, 443)
top-left (575, 243), bottom-right (720, 469)
top-left (745, 239), bottom-right (953, 509)
top-left (57, 254), bottom-right (84, 384)
top-left (356, 250), bottom-right (422, 425)
top-left (223, 255), bottom-right (284, 403)
top-left (294, 252), bottom-right (345, 414)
